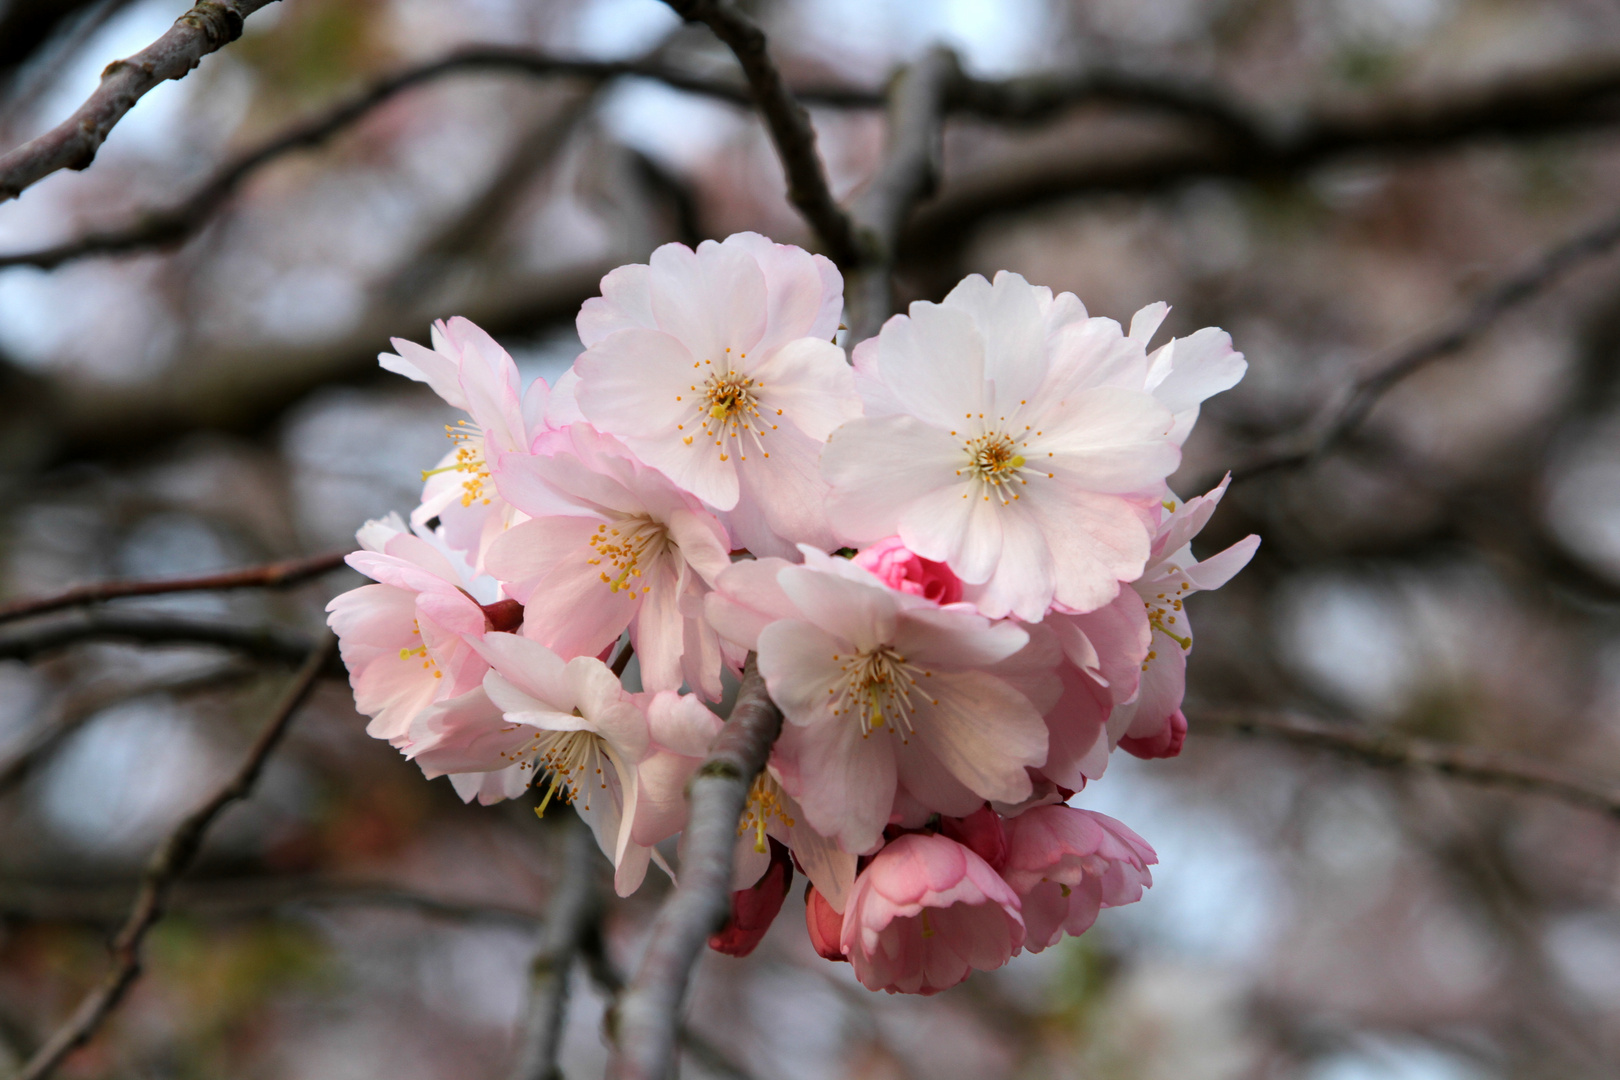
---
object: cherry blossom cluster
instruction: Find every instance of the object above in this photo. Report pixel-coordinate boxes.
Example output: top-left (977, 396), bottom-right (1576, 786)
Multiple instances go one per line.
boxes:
top-left (326, 232), bottom-right (1257, 995)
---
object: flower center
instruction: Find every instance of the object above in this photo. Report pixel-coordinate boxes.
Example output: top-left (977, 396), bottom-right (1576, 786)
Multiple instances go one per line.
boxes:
top-left (960, 431), bottom-right (1029, 504)
top-left (521, 727), bottom-right (613, 814)
top-left (586, 516), bottom-right (669, 595)
top-left (398, 619), bottom-right (443, 680)
top-left (738, 772), bottom-right (796, 853)
top-left (830, 647), bottom-right (935, 739)
top-left (421, 420), bottom-right (492, 508)
top-left (674, 355), bottom-right (780, 464)
top-left (1142, 577), bottom-right (1193, 669)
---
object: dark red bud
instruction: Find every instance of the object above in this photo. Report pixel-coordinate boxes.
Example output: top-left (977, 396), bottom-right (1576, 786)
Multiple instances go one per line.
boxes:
top-left (480, 598), bottom-right (524, 633)
top-left (804, 884), bottom-right (846, 962)
top-left (940, 804), bottom-right (1008, 871)
top-left (1119, 708), bottom-right (1188, 760)
top-left (709, 836), bottom-right (793, 958)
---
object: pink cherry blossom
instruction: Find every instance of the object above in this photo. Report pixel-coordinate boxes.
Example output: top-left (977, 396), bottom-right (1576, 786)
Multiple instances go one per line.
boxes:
top-left (851, 537), bottom-right (963, 604)
top-left (380, 317), bottom-right (551, 567)
top-left (822, 270), bottom-right (1181, 621)
top-left (1034, 589), bottom-right (1152, 787)
top-left (571, 233), bottom-right (860, 556)
top-left (1111, 476), bottom-right (1259, 753)
top-left (325, 513), bottom-right (503, 745)
top-left (840, 832), bottom-right (1026, 995)
top-left (485, 423), bottom-right (736, 698)
top-left (1119, 707), bottom-right (1187, 759)
top-left (444, 632), bottom-right (655, 896)
top-left (999, 805), bottom-right (1156, 951)
top-left (706, 548), bottom-right (1055, 855)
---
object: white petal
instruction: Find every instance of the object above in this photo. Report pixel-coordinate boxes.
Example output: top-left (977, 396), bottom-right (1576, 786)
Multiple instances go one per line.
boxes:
top-left (749, 337), bottom-right (861, 441)
top-left (577, 263), bottom-right (655, 347)
top-left (823, 416), bottom-right (965, 545)
top-left (870, 300), bottom-right (987, 428)
top-left (1128, 301), bottom-right (1170, 346)
top-left (648, 241), bottom-right (767, 361)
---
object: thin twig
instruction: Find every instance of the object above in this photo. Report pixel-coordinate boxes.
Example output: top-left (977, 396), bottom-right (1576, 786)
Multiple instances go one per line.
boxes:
top-left (902, 55), bottom-right (1620, 255)
top-left (609, 656), bottom-right (783, 1080)
top-left (506, 815), bottom-right (603, 1080)
top-left (0, 49), bottom-right (718, 271)
top-left (0, 877), bottom-right (546, 929)
top-left (1197, 707), bottom-right (1620, 818)
top-left (0, 663), bottom-right (260, 799)
top-left (0, 0), bottom-right (280, 202)
top-left (14, 636), bottom-right (332, 1080)
top-left (659, 0), bottom-right (864, 266)
top-left (0, 613), bottom-right (321, 666)
top-left (844, 45), bottom-right (961, 344)
top-left (0, 550), bottom-right (348, 625)
top-left (1229, 206), bottom-right (1620, 485)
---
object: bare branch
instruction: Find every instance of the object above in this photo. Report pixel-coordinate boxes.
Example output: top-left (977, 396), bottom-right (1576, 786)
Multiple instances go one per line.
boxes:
top-left (659, 0), bottom-right (864, 266)
top-left (0, 550), bottom-right (348, 625)
top-left (610, 656), bottom-right (783, 1080)
top-left (10, 47), bottom-right (1620, 274)
top-left (902, 57), bottom-right (1620, 256)
top-left (1228, 205), bottom-right (1620, 485)
top-left (1197, 707), bottom-right (1620, 819)
top-left (15, 636), bottom-right (332, 1080)
top-left (844, 45), bottom-right (960, 344)
top-left (506, 816), bottom-right (602, 1080)
top-left (0, 613), bottom-right (321, 666)
top-left (0, 49), bottom-right (693, 271)
top-left (0, 0), bottom-right (281, 203)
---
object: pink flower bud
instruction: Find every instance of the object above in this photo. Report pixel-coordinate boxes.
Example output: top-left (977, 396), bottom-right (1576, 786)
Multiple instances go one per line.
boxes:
top-left (478, 598), bottom-right (524, 633)
top-left (709, 836), bottom-right (793, 957)
top-left (841, 833), bottom-right (1025, 995)
top-left (939, 805), bottom-right (1007, 872)
top-left (805, 885), bottom-right (847, 962)
top-left (999, 806), bottom-right (1156, 952)
top-left (851, 537), bottom-right (964, 605)
top-left (1118, 708), bottom-right (1187, 760)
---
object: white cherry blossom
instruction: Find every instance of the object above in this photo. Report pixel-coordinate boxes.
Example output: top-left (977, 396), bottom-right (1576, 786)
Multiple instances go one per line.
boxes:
top-left (823, 271), bottom-right (1181, 621)
top-left (571, 233), bottom-right (860, 557)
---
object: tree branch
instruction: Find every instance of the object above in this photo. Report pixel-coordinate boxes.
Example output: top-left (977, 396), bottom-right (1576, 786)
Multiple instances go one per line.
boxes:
top-left (901, 56), bottom-right (1620, 256)
top-left (14, 636), bottom-right (332, 1080)
top-left (1197, 707), bottom-right (1620, 819)
top-left (10, 47), bottom-right (1620, 274)
top-left (0, 663), bottom-right (259, 799)
top-left (0, 0), bottom-right (280, 203)
top-left (505, 815), bottom-right (602, 1080)
top-left (609, 656), bottom-right (783, 1080)
top-left (844, 45), bottom-right (960, 344)
top-left (659, 0), bottom-right (864, 266)
top-left (0, 613), bottom-right (321, 667)
top-left (0, 48), bottom-right (703, 271)
top-left (1227, 205), bottom-right (1620, 485)
top-left (0, 550), bottom-right (348, 625)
